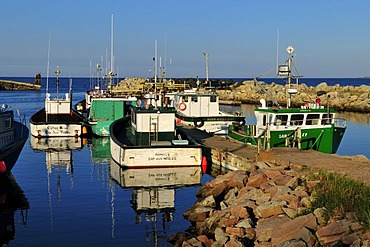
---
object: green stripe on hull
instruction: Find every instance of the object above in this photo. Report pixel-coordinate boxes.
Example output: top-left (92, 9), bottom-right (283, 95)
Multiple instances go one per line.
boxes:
top-left (228, 126), bottom-right (345, 154)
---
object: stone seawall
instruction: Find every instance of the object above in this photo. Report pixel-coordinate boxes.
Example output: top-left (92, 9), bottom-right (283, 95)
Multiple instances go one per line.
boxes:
top-left (169, 163), bottom-right (370, 246)
top-left (217, 80), bottom-right (370, 113)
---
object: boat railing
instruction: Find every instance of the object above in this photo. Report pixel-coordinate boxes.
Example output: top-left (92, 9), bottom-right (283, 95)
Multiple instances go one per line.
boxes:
top-left (257, 128), bottom-right (268, 154)
top-left (284, 127), bottom-right (302, 149)
top-left (15, 109), bottom-right (28, 137)
top-left (334, 118), bottom-right (347, 128)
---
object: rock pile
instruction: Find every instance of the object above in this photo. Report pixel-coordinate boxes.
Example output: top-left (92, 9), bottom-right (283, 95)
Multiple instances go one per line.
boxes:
top-left (217, 81), bottom-right (370, 113)
top-left (168, 162), bottom-right (370, 246)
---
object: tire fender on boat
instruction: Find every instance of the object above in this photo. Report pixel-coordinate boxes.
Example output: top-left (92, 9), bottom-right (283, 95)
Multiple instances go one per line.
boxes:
top-left (194, 119), bottom-right (204, 128)
top-left (178, 102), bottom-right (187, 111)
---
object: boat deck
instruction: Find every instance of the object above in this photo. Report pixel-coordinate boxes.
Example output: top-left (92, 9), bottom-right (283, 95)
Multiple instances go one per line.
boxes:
top-left (179, 127), bottom-right (370, 186)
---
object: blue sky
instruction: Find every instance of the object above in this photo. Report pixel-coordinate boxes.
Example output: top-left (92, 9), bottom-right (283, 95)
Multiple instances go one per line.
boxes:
top-left (1, 1), bottom-right (370, 78)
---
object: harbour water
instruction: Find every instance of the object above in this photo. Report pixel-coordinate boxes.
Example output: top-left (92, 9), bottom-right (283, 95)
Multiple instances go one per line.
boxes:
top-left (1, 77), bottom-right (370, 246)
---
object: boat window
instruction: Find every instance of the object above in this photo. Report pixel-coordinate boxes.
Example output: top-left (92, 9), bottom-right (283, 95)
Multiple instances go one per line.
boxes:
top-left (322, 113), bottom-right (333, 125)
top-left (191, 96), bottom-right (198, 102)
top-left (5, 117), bottom-right (12, 129)
top-left (306, 114), bottom-right (320, 125)
top-left (275, 115), bottom-right (288, 126)
top-left (210, 95), bottom-right (217, 102)
top-left (183, 96), bottom-right (189, 103)
top-left (290, 114), bottom-right (304, 126)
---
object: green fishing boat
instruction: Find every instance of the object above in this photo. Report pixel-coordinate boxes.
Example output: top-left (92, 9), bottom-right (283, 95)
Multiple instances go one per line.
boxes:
top-left (227, 46), bottom-right (347, 154)
top-left (88, 97), bottom-right (137, 137)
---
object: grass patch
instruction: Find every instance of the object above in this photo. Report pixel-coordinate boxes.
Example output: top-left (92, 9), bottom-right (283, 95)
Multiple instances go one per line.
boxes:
top-left (308, 170), bottom-right (370, 228)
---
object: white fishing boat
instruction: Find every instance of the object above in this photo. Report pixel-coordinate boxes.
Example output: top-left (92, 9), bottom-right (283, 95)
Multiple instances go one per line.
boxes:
top-left (173, 88), bottom-right (245, 135)
top-left (0, 104), bottom-right (29, 177)
top-left (110, 94), bottom-right (204, 169)
top-left (30, 68), bottom-right (88, 138)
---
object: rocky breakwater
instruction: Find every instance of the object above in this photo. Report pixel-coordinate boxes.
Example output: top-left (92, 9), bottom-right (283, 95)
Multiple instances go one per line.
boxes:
top-left (168, 162), bottom-right (370, 246)
top-left (217, 80), bottom-right (370, 113)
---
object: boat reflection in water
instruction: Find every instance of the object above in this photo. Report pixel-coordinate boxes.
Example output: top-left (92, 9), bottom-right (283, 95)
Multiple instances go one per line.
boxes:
top-left (30, 136), bottom-right (85, 201)
top-left (110, 159), bottom-right (202, 246)
top-left (0, 174), bottom-right (29, 245)
top-left (89, 137), bottom-right (111, 164)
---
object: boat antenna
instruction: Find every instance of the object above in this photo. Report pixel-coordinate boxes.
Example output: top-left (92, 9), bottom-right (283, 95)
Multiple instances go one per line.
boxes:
top-left (46, 31), bottom-right (51, 94)
top-left (109, 13), bottom-right (115, 90)
top-left (276, 28), bottom-right (279, 75)
top-left (154, 40), bottom-right (158, 91)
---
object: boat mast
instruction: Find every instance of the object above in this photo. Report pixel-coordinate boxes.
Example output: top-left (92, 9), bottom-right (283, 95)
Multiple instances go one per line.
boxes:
top-left (154, 40), bottom-right (158, 91)
top-left (109, 13), bottom-right (114, 90)
top-left (46, 32), bottom-right (51, 94)
top-left (286, 45), bottom-right (294, 108)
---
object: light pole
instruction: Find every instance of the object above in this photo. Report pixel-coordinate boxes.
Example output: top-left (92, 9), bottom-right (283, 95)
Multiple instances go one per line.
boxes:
top-left (203, 52), bottom-right (210, 88)
top-left (149, 70), bottom-right (152, 82)
top-left (55, 66), bottom-right (60, 99)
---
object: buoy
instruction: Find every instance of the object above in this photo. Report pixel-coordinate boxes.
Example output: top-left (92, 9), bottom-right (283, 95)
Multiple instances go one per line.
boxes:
top-left (0, 161), bottom-right (6, 173)
top-left (82, 126), bottom-right (88, 135)
top-left (178, 102), bottom-right (187, 111)
top-left (201, 156), bottom-right (207, 174)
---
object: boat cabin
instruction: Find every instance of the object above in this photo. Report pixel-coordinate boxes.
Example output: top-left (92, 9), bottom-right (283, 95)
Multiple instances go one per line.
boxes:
top-left (130, 105), bottom-right (180, 146)
top-left (45, 93), bottom-right (71, 115)
top-left (174, 91), bottom-right (220, 117)
top-left (0, 106), bottom-right (15, 149)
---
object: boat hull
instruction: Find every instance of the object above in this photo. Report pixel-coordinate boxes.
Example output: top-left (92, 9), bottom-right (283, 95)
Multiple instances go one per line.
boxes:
top-left (30, 109), bottom-right (86, 137)
top-left (110, 116), bottom-right (203, 168)
top-left (0, 122), bottom-right (29, 176)
top-left (176, 115), bottom-right (245, 135)
top-left (228, 125), bottom-right (346, 154)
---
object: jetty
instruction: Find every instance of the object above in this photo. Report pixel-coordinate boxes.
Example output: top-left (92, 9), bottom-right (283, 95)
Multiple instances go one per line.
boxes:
top-left (172, 126), bottom-right (370, 246)
top-left (180, 126), bottom-right (370, 185)
top-left (0, 78), bottom-right (41, 91)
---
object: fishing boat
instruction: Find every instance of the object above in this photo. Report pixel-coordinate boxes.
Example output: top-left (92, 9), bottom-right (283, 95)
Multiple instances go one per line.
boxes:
top-left (87, 95), bottom-right (137, 137)
top-left (173, 88), bottom-right (245, 135)
top-left (0, 104), bottom-right (29, 177)
top-left (29, 68), bottom-right (88, 138)
top-left (110, 94), bottom-right (204, 168)
top-left (227, 46), bottom-right (347, 154)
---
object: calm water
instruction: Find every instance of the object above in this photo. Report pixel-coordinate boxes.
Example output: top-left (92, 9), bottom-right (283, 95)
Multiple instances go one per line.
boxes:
top-left (1, 77), bottom-right (370, 246)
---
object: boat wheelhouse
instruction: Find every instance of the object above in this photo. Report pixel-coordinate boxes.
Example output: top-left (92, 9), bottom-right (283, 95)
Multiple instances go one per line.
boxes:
top-left (110, 96), bottom-right (203, 168)
top-left (173, 89), bottom-right (244, 135)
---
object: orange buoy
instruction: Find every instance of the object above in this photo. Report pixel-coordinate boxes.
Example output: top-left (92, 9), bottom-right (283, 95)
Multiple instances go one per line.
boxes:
top-left (201, 156), bottom-right (207, 173)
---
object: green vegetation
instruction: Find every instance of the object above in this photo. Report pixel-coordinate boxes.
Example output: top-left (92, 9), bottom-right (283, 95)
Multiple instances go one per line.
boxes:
top-left (308, 170), bottom-right (370, 229)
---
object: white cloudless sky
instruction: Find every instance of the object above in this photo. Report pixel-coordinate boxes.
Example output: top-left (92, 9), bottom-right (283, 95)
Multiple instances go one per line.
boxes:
top-left (1, 0), bottom-right (370, 78)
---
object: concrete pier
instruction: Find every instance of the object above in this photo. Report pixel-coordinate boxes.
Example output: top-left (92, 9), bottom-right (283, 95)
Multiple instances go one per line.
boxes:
top-left (180, 126), bottom-right (370, 186)
top-left (0, 79), bottom-right (41, 90)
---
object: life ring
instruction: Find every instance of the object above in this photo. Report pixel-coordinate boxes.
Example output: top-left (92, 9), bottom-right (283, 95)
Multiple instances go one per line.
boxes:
top-left (178, 102), bottom-right (187, 111)
top-left (194, 119), bottom-right (204, 128)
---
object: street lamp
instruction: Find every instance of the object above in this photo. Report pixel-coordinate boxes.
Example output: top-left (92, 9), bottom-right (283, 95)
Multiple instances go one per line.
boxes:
top-left (203, 52), bottom-right (210, 88)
